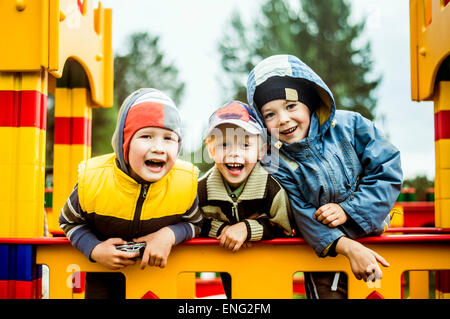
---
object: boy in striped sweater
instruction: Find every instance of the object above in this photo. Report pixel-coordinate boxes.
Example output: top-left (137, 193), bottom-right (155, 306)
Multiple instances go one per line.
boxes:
top-left (199, 101), bottom-right (293, 298)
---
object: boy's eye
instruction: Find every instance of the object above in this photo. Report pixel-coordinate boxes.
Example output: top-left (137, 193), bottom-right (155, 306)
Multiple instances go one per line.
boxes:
top-left (286, 103), bottom-right (297, 110)
top-left (164, 135), bottom-right (177, 142)
top-left (263, 112), bottom-right (275, 120)
top-left (141, 135), bottom-right (151, 139)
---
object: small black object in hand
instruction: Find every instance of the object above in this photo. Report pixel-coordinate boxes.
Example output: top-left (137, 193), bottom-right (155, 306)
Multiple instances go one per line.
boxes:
top-left (116, 242), bottom-right (146, 257)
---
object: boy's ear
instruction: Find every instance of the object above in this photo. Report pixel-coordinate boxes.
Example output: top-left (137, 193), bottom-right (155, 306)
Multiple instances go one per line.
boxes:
top-left (205, 139), bottom-right (215, 158)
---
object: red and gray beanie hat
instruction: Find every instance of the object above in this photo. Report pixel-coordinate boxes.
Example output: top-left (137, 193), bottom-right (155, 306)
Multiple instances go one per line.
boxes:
top-left (111, 88), bottom-right (182, 173)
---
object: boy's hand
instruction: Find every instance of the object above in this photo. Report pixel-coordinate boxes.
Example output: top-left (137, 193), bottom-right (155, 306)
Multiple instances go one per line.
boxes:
top-left (314, 203), bottom-right (348, 227)
top-left (134, 227), bottom-right (176, 269)
top-left (90, 238), bottom-right (139, 270)
top-left (217, 222), bottom-right (248, 252)
top-left (336, 237), bottom-right (390, 281)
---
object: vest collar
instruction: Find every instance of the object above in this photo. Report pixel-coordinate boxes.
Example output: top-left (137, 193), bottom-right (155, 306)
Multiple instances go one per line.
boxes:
top-left (113, 155), bottom-right (171, 189)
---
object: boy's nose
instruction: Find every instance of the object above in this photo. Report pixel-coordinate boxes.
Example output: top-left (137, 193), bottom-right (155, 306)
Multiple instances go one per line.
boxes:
top-left (150, 139), bottom-right (165, 153)
top-left (278, 111), bottom-right (290, 125)
top-left (228, 145), bottom-right (241, 157)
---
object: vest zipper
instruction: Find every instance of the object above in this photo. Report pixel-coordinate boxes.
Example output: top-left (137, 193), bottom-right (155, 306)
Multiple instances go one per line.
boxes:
top-left (131, 183), bottom-right (149, 239)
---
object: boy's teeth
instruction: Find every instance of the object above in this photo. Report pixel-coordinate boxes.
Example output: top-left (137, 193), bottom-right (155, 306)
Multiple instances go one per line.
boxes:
top-left (283, 127), bottom-right (296, 134)
top-left (227, 163), bottom-right (243, 167)
top-left (145, 159), bottom-right (165, 166)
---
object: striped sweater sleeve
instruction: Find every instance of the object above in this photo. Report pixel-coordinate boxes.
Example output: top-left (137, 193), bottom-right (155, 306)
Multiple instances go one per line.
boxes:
top-left (59, 184), bottom-right (101, 259)
top-left (167, 195), bottom-right (203, 245)
top-left (245, 180), bottom-right (293, 241)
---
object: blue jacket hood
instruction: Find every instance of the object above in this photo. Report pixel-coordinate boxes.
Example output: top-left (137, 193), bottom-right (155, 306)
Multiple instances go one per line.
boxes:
top-left (247, 54), bottom-right (335, 139)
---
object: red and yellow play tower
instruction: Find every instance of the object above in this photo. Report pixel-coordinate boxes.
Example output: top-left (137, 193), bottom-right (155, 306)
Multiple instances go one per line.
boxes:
top-left (0, 0), bottom-right (112, 297)
top-left (0, 0), bottom-right (113, 236)
top-left (410, 0), bottom-right (450, 298)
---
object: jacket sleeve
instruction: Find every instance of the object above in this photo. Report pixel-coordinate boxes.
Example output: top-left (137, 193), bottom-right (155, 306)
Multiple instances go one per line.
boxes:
top-left (339, 112), bottom-right (403, 237)
top-left (167, 195), bottom-right (204, 245)
top-left (268, 159), bottom-right (345, 257)
top-left (59, 184), bottom-right (102, 260)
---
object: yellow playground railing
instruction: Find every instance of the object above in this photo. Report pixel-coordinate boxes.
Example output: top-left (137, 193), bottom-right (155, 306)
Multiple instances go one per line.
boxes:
top-left (29, 233), bottom-right (450, 299)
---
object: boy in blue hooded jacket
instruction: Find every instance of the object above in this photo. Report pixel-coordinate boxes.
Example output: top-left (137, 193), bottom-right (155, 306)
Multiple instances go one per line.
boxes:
top-left (247, 55), bottom-right (403, 298)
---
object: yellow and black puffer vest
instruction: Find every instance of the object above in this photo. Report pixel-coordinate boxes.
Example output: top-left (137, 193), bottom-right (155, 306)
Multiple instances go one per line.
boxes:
top-left (77, 153), bottom-right (198, 240)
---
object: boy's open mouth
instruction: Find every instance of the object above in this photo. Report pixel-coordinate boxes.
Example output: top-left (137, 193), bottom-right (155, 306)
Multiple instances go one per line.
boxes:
top-left (144, 159), bottom-right (166, 172)
top-left (225, 163), bottom-right (244, 175)
top-left (280, 126), bottom-right (297, 136)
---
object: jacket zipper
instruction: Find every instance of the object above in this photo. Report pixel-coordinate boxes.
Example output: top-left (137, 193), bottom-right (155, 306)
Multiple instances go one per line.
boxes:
top-left (229, 193), bottom-right (240, 222)
top-left (130, 183), bottom-right (149, 239)
top-left (335, 154), bottom-right (353, 199)
top-left (307, 142), bottom-right (337, 203)
top-left (232, 203), bottom-right (239, 222)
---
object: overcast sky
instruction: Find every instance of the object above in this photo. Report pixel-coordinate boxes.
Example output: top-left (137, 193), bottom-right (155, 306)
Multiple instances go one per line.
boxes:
top-left (102, 0), bottom-right (435, 179)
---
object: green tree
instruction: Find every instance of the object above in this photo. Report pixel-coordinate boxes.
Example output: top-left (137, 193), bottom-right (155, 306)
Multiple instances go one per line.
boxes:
top-left (403, 174), bottom-right (434, 201)
top-left (218, 0), bottom-right (380, 120)
top-left (92, 31), bottom-right (185, 156)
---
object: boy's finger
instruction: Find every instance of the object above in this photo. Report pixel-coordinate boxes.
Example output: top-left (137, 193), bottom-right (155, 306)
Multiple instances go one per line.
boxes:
top-left (140, 251), bottom-right (149, 269)
top-left (220, 236), bottom-right (228, 247)
top-left (120, 257), bottom-right (136, 266)
top-left (375, 266), bottom-right (383, 280)
top-left (109, 237), bottom-right (127, 244)
top-left (328, 218), bottom-right (340, 228)
top-left (232, 242), bottom-right (242, 252)
top-left (118, 251), bottom-right (139, 259)
top-left (226, 239), bottom-right (235, 250)
top-left (322, 212), bottom-right (338, 224)
top-left (314, 208), bottom-right (326, 219)
top-left (373, 251), bottom-right (390, 267)
top-left (317, 209), bottom-right (335, 222)
top-left (149, 254), bottom-right (157, 267)
top-left (153, 257), bottom-right (161, 268)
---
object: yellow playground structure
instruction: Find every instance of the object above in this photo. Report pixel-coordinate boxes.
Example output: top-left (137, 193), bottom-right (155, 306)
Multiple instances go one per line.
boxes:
top-left (0, 0), bottom-right (449, 299)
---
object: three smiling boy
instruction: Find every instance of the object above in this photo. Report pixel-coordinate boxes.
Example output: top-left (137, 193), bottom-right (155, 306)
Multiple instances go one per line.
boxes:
top-left (59, 55), bottom-right (402, 299)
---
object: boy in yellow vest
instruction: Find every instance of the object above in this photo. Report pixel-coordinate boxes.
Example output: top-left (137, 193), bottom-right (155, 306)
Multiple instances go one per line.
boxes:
top-left (59, 88), bottom-right (202, 298)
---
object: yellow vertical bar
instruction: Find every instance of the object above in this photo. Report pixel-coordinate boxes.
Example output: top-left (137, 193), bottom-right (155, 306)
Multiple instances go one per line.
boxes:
top-left (410, 0), bottom-right (420, 100)
top-left (50, 88), bottom-right (91, 233)
top-left (176, 272), bottom-right (196, 299)
top-left (0, 71), bottom-right (47, 238)
top-left (409, 271), bottom-right (429, 299)
top-left (434, 82), bottom-right (450, 228)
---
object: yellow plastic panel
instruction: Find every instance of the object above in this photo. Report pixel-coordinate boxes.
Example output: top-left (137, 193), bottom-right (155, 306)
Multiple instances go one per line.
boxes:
top-left (55, 88), bottom-right (93, 118)
top-left (50, 144), bottom-right (91, 232)
top-left (434, 168), bottom-right (450, 200)
top-left (0, 0), bottom-right (49, 70)
top-left (435, 139), bottom-right (450, 169)
top-left (435, 198), bottom-right (450, 227)
top-left (36, 238), bottom-right (450, 299)
top-left (408, 271), bottom-right (429, 299)
top-left (0, 71), bottom-right (48, 94)
top-left (434, 82), bottom-right (450, 112)
top-left (50, 0), bottom-right (113, 107)
top-left (410, 0), bottom-right (450, 101)
top-left (0, 127), bottom-right (45, 237)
